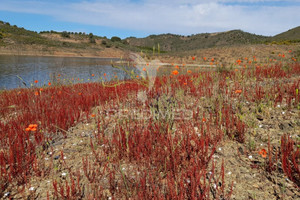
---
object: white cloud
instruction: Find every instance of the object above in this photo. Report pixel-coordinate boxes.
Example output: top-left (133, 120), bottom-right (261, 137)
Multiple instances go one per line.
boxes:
top-left (0, 0), bottom-right (299, 36)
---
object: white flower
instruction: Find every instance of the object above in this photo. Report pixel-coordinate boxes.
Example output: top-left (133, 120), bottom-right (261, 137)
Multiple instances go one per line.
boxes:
top-left (249, 155), bottom-right (253, 159)
top-left (29, 187), bottom-right (34, 191)
top-left (227, 171), bottom-right (232, 175)
top-left (62, 172), bottom-right (67, 176)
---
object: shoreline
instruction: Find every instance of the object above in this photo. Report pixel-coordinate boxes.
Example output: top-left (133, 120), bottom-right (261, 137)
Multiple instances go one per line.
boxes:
top-left (0, 51), bottom-right (125, 60)
top-left (0, 47), bottom-right (130, 59)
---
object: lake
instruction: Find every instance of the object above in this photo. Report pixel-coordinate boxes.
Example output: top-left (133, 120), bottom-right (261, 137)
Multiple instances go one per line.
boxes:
top-left (0, 55), bottom-right (136, 90)
top-left (0, 55), bottom-right (210, 90)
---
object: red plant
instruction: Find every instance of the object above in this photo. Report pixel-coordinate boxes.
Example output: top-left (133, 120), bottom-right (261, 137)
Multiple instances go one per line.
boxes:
top-left (281, 135), bottom-right (300, 188)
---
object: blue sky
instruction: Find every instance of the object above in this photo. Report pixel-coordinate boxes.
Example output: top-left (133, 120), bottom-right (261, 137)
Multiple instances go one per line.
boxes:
top-left (0, 0), bottom-right (299, 39)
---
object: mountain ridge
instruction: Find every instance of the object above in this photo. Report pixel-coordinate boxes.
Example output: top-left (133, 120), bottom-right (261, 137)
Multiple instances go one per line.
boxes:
top-left (1, 20), bottom-right (299, 54)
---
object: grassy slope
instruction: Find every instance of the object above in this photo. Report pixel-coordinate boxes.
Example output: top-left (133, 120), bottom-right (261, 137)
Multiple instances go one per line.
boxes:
top-left (1, 19), bottom-right (300, 55)
top-left (0, 21), bottom-right (130, 53)
top-left (126, 30), bottom-right (270, 52)
top-left (272, 26), bottom-right (300, 41)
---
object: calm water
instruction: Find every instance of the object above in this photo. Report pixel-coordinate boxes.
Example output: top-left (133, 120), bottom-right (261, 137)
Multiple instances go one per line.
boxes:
top-left (0, 55), bottom-right (136, 90)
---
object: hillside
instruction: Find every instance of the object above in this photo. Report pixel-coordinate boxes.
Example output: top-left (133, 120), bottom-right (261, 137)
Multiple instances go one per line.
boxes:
top-left (1, 19), bottom-right (300, 56)
top-left (126, 30), bottom-right (270, 52)
top-left (0, 21), bottom-right (129, 58)
top-left (272, 26), bottom-right (300, 41)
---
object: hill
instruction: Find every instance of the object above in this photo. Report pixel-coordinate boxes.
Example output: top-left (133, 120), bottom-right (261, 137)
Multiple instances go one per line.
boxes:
top-left (1, 19), bottom-right (300, 56)
top-left (125, 30), bottom-right (270, 52)
top-left (0, 20), bottom-right (128, 58)
top-left (272, 26), bottom-right (300, 41)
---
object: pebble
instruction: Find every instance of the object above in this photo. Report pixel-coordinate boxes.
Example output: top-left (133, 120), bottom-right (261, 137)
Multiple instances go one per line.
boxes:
top-left (4, 192), bottom-right (10, 197)
top-left (227, 171), bottom-right (232, 175)
top-left (249, 155), bottom-right (253, 159)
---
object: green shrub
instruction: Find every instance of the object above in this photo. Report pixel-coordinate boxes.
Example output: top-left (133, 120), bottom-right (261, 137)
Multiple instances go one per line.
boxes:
top-left (111, 36), bottom-right (121, 42)
top-left (61, 31), bottom-right (70, 38)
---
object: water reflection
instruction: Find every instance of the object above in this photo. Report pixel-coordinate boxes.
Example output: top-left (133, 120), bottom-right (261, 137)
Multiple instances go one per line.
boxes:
top-left (0, 55), bottom-right (136, 89)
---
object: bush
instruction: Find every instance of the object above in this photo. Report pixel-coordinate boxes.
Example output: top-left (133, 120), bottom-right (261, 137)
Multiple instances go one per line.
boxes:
top-left (89, 37), bottom-right (96, 44)
top-left (111, 36), bottom-right (121, 42)
top-left (61, 31), bottom-right (70, 38)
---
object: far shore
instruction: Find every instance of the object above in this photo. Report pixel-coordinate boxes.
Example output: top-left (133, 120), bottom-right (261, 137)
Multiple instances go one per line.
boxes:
top-left (0, 47), bottom-right (129, 60)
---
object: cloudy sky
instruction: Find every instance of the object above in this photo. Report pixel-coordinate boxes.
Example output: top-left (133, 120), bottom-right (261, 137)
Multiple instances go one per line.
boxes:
top-left (0, 0), bottom-right (299, 38)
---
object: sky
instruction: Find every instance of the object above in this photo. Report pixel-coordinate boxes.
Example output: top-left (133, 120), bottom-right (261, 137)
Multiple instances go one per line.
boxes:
top-left (0, 0), bottom-right (299, 39)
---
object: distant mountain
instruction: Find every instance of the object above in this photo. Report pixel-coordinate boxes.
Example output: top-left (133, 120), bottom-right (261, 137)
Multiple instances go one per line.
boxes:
top-left (272, 26), bottom-right (300, 41)
top-left (125, 30), bottom-right (270, 52)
